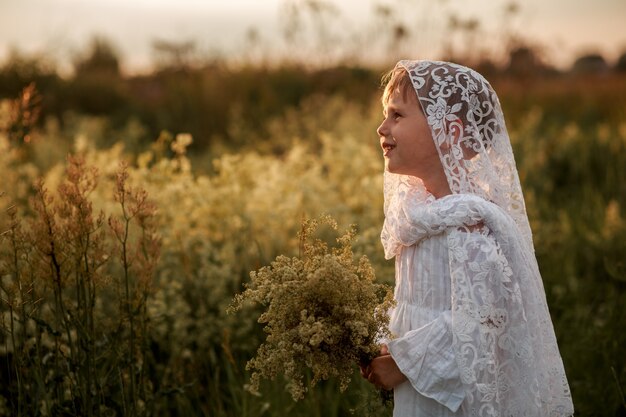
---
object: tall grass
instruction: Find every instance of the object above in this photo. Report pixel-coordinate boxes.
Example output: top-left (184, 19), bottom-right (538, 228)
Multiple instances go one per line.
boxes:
top-left (1, 153), bottom-right (159, 415)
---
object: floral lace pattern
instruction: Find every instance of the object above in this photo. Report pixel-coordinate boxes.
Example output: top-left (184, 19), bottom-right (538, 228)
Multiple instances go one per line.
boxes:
top-left (381, 61), bottom-right (573, 416)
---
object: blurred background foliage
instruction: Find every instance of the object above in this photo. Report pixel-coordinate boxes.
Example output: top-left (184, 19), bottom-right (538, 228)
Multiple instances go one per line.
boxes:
top-left (1, 0), bottom-right (626, 416)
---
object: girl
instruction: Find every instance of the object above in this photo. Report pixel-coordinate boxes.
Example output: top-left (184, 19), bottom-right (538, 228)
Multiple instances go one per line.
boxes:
top-left (362, 60), bottom-right (574, 417)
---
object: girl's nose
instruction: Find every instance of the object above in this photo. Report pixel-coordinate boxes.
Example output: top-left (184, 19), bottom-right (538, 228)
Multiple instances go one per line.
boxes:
top-left (377, 119), bottom-right (388, 138)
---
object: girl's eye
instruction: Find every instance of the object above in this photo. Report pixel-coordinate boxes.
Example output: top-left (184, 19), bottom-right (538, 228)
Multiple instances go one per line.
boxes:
top-left (383, 109), bottom-right (401, 121)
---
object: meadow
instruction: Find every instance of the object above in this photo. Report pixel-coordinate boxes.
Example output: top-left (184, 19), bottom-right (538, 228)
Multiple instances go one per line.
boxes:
top-left (1, 62), bottom-right (626, 416)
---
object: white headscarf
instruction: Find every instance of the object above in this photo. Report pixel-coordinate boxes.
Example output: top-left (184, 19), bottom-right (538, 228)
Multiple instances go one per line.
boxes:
top-left (381, 60), bottom-right (574, 416)
top-left (382, 60), bottom-right (533, 257)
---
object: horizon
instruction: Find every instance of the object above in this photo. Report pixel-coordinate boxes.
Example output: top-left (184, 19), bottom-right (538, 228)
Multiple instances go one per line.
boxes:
top-left (1, 0), bottom-right (626, 75)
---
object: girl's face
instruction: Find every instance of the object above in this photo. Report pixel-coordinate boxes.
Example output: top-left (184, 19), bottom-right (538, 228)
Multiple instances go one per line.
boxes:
top-left (377, 87), bottom-right (441, 179)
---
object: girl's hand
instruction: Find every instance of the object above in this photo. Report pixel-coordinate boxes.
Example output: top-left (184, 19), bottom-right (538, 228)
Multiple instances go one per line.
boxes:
top-left (360, 344), bottom-right (407, 390)
top-left (360, 345), bottom-right (389, 378)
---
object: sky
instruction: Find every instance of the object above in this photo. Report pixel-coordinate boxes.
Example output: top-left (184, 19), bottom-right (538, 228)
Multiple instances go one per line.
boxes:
top-left (1, 0), bottom-right (625, 74)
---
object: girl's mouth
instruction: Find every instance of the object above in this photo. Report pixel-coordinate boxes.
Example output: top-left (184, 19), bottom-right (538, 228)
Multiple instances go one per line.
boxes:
top-left (382, 143), bottom-right (395, 156)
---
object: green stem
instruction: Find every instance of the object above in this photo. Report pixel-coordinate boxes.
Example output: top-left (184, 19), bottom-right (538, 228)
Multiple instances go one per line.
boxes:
top-left (122, 211), bottom-right (136, 416)
top-left (8, 224), bottom-right (24, 416)
top-left (612, 366), bottom-right (626, 411)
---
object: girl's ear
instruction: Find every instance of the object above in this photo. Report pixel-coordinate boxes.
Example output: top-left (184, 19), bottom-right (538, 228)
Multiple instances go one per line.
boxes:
top-left (443, 116), bottom-right (479, 160)
top-left (447, 116), bottom-right (463, 142)
top-left (438, 116), bottom-right (462, 152)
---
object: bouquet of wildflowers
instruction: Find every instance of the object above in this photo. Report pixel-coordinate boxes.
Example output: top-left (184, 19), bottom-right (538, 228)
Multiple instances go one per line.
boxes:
top-left (230, 215), bottom-right (393, 400)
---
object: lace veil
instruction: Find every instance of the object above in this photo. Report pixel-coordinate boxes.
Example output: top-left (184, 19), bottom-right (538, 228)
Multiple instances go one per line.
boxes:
top-left (382, 60), bottom-right (533, 254)
top-left (381, 60), bottom-right (574, 415)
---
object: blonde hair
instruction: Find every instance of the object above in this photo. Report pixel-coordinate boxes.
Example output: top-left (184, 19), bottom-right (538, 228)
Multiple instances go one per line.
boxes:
top-left (381, 66), bottom-right (417, 106)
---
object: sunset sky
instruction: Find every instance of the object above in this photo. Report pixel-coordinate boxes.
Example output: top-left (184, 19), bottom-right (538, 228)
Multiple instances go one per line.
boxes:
top-left (1, 0), bottom-right (625, 74)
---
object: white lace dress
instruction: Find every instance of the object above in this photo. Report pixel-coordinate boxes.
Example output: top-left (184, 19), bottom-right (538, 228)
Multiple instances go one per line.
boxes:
top-left (382, 193), bottom-right (573, 417)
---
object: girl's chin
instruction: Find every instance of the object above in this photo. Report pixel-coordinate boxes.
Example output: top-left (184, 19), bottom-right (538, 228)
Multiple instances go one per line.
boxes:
top-left (385, 159), bottom-right (416, 176)
top-left (385, 162), bottom-right (403, 175)
top-left (386, 166), bottom-right (417, 177)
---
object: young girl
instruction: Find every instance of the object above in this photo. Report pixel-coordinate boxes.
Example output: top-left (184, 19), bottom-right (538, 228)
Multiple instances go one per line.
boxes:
top-left (361, 60), bottom-right (574, 417)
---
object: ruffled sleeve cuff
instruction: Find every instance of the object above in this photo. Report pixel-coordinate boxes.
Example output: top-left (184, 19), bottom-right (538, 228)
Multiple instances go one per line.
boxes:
top-left (387, 312), bottom-right (465, 412)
